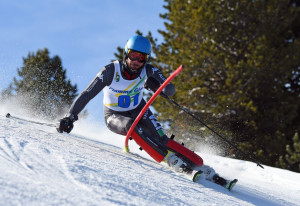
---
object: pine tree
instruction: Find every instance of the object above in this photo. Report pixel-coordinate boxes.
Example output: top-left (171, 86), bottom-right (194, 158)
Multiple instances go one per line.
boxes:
top-left (1, 48), bottom-right (77, 120)
top-left (279, 132), bottom-right (300, 172)
top-left (113, 0), bottom-right (300, 170)
top-left (148, 0), bottom-right (300, 167)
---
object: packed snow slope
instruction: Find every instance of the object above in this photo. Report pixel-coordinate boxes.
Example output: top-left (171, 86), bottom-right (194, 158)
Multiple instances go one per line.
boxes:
top-left (1, 113), bottom-right (300, 206)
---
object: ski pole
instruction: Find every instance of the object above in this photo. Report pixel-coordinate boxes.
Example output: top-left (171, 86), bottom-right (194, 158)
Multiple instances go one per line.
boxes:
top-left (5, 113), bottom-right (56, 127)
top-left (164, 96), bottom-right (264, 169)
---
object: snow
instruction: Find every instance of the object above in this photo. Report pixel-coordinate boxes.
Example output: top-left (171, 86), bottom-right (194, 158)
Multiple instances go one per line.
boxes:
top-left (1, 111), bottom-right (300, 206)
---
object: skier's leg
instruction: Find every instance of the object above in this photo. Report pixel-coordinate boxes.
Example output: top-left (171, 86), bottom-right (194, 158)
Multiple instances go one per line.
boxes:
top-left (132, 124), bottom-right (168, 162)
top-left (105, 103), bottom-right (193, 173)
top-left (135, 105), bottom-right (200, 173)
top-left (105, 113), bottom-right (133, 136)
top-left (138, 109), bottom-right (194, 173)
top-left (104, 110), bottom-right (168, 162)
top-left (134, 106), bottom-right (169, 145)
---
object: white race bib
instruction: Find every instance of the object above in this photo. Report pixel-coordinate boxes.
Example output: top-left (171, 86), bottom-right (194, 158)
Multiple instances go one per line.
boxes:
top-left (103, 61), bottom-right (147, 111)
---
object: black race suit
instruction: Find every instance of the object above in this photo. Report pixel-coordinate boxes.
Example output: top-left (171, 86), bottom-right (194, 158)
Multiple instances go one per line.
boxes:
top-left (67, 60), bottom-right (175, 160)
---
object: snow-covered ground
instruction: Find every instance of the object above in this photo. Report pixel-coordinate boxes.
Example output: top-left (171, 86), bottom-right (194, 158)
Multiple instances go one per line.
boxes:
top-left (0, 110), bottom-right (300, 206)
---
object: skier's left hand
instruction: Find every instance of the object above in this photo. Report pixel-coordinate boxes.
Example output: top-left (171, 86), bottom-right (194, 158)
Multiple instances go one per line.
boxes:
top-left (162, 83), bottom-right (175, 97)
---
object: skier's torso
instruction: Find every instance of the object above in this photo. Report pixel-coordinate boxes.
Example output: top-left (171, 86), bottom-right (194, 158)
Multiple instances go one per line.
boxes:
top-left (103, 60), bottom-right (147, 112)
top-left (67, 60), bottom-right (170, 117)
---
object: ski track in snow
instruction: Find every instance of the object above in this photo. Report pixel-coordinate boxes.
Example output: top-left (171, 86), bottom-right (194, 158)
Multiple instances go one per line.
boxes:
top-left (0, 115), bottom-right (300, 206)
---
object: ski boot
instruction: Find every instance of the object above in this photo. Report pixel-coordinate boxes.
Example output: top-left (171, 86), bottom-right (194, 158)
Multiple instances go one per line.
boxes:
top-left (192, 170), bottom-right (203, 182)
top-left (212, 174), bottom-right (238, 191)
top-left (164, 151), bottom-right (193, 174)
top-left (192, 165), bottom-right (215, 182)
top-left (192, 165), bottom-right (238, 191)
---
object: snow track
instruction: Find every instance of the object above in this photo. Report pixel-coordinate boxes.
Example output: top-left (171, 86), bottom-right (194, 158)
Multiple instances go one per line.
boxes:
top-left (0, 115), bottom-right (299, 205)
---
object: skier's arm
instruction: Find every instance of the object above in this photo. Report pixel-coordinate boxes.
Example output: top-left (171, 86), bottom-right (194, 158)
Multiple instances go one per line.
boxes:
top-left (145, 64), bottom-right (175, 96)
top-left (56, 64), bottom-right (114, 133)
top-left (67, 64), bottom-right (114, 118)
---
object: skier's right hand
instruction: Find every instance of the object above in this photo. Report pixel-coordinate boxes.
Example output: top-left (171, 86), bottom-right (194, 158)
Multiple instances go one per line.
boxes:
top-left (56, 115), bottom-right (78, 133)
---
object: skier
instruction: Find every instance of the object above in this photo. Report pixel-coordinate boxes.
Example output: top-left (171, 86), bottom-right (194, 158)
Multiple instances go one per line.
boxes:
top-left (56, 35), bottom-right (237, 190)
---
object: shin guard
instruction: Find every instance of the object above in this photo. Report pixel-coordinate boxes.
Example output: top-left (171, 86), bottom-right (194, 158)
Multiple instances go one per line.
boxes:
top-left (166, 139), bottom-right (203, 167)
top-left (131, 131), bottom-right (166, 163)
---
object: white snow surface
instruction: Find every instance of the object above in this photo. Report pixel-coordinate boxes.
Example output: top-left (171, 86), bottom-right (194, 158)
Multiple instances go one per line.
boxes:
top-left (1, 112), bottom-right (300, 206)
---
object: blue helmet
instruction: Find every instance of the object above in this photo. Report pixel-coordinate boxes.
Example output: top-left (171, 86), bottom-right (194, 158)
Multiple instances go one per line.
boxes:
top-left (124, 35), bottom-right (151, 62)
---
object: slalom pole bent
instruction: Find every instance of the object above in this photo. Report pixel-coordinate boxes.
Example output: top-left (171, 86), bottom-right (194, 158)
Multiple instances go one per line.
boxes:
top-left (124, 65), bottom-right (183, 152)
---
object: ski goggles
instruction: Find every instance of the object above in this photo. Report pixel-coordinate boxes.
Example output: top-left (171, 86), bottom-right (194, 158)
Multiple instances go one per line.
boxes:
top-left (127, 49), bottom-right (149, 63)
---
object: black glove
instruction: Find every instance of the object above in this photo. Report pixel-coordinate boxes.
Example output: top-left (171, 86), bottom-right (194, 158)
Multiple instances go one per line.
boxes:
top-left (56, 115), bottom-right (78, 133)
top-left (162, 84), bottom-right (175, 97)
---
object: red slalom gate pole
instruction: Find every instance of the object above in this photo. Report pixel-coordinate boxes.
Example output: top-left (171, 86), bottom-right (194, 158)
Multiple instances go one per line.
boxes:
top-left (124, 65), bottom-right (183, 152)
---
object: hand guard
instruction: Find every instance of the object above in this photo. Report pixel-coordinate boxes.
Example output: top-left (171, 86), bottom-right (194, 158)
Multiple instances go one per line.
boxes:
top-left (56, 115), bottom-right (78, 133)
